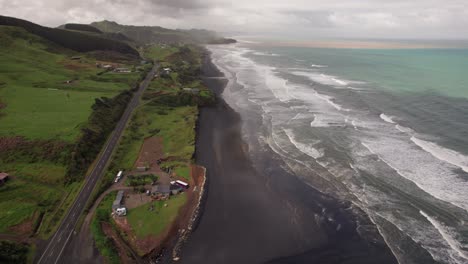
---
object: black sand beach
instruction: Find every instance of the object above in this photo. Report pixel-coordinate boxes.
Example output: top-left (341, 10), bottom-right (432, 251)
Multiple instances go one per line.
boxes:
top-left (176, 53), bottom-right (398, 264)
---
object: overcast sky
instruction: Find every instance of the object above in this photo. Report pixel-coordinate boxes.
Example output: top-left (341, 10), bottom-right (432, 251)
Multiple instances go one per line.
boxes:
top-left (1, 0), bottom-right (468, 39)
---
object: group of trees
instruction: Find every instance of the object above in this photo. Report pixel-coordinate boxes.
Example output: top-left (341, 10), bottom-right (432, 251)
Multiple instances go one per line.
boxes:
top-left (66, 64), bottom-right (152, 183)
top-left (0, 241), bottom-right (28, 263)
top-left (0, 136), bottom-right (71, 164)
top-left (63, 23), bottom-right (102, 33)
top-left (65, 91), bottom-right (133, 183)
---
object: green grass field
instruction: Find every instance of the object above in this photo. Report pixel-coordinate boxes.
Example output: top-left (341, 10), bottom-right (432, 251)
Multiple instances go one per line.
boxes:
top-left (127, 193), bottom-right (186, 238)
top-left (0, 26), bottom-right (140, 237)
top-left (174, 166), bottom-right (190, 180)
top-left (0, 26), bottom-right (139, 142)
top-left (143, 45), bottom-right (178, 61)
top-left (114, 104), bottom-right (197, 171)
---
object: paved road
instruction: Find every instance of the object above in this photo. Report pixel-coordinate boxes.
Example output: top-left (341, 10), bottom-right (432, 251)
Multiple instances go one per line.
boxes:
top-left (36, 64), bottom-right (158, 264)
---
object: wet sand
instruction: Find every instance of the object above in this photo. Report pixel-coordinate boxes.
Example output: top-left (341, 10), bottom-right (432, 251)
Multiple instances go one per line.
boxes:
top-left (177, 53), bottom-right (397, 264)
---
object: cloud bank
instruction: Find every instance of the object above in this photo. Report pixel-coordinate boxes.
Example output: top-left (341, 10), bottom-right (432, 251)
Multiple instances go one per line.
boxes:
top-left (1, 0), bottom-right (467, 39)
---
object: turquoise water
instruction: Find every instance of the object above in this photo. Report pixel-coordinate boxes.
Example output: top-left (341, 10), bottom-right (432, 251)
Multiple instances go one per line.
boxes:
top-left (210, 43), bottom-right (468, 263)
top-left (269, 47), bottom-right (468, 98)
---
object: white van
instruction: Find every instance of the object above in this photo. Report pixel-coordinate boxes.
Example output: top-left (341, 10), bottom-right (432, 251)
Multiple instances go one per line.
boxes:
top-left (116, 207), bottom-right (127, 216)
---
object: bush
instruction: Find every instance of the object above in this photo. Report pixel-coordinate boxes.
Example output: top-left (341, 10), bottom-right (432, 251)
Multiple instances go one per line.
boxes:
top-left (0, 241), bottom-right (29, 264)
top-left (66, 90), bottom-right (133, 183)
top-left (125, 174), bottom-right (158, 187)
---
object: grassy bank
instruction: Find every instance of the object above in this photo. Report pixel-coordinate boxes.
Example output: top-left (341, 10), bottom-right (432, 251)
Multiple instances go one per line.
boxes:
top-left (90, 192), bottom-right (120, 264)
top-left (127, 193), bottom-right (187, 238)
top-left (90, 44), bottom-right (213, 258)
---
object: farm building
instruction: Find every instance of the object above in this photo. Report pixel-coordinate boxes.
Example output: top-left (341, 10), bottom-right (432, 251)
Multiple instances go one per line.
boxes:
top-left (0, 173), bottom-right (9, 185)
top-left (112, 190), bottom-right (125, 211)
top-left (152, 184), bottom-right (171, 199)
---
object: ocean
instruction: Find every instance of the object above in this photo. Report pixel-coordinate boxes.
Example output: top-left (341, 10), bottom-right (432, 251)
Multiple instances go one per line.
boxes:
top-left (207, 42), bottom-right (468, 264)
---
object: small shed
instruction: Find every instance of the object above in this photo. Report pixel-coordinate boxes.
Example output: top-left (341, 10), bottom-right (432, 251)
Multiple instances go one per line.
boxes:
top-left (112, 190), bottom-right (125, 211)
top-left (0, 173), bottom-right (9, 185)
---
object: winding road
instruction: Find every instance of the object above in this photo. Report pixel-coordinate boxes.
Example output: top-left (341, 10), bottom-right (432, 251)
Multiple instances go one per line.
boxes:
top-left (35, 64), bottom-right (158, 264)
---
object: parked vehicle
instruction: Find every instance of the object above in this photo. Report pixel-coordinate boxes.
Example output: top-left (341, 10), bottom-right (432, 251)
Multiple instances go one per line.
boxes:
top-left (114, 170), bottom-right (123, 183)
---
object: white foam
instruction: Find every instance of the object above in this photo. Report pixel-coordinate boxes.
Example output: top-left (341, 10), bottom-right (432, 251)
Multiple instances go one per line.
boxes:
top-left (251, 51), bottom-right (280, 56)
top-left (263, 68), bottom-right (293, 103)
top-left (291, 71), bottom-right (350, 87)
top-left (380, 113), bottom-right (396, 124)
top-left (208, 43), bottom-right (468, 264)
top-left (420, 211), bottom-right (468, 261)
top-left (311, 64), bottom-right (328, 68)
top-left (351, 120), bottom-right (358, 130)
top-left (411, 137), bottom-right (468, 174)
top-left (312, 91), bottom-right (349, 112)
top-left (360, 136), bottom-right (468, 211)
top-left (284, 129), bottom-right (323, 159)
top-left (310, 114), bottom-right (329, 127)
top-left (395, 124), bottom-right (413, 133)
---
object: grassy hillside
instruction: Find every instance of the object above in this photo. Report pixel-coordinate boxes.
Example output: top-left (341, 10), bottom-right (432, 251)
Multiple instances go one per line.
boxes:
top-left (91, 20), bottom-right (236, 45)
top-left (0, 15), bottom-right (139, 57)
top-left (0, 25), bottom-right (142, 239)
top-left (62, 23), bottom-right (102, 33)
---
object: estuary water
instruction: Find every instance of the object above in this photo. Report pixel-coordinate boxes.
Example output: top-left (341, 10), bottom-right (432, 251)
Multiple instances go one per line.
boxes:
top-left (208, 42), bottom-right (468, 264)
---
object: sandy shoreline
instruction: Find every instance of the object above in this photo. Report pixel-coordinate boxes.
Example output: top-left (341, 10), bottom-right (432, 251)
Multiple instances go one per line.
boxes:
top-left (175, 50), bottom-right (397, 264)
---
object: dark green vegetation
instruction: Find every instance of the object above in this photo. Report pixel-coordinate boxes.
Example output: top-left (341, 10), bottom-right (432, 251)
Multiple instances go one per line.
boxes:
top-left (91, 20), bottom-right (236, 45)
top-left (0, 15), bottom-right (139, 57)
top-left (0, 241), bottom-right (29, 264)
top-left (62, 23), bottom-right (102, 33)
top-left (125, 174), bottom-right (158, 187)
top-left (91, 192), bottom-right (120, 264)
top-left (0, 23), bottom-right (142, 240)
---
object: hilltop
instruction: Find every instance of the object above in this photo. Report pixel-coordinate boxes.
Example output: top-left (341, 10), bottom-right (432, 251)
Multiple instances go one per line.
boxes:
top-left (0, 15), bottom-right (139, 58)
top-left (91, 20), bottom-right (237, 45)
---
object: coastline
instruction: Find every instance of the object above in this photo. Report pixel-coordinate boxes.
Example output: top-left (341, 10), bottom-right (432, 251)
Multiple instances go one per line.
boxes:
top-left (176, 50), bottom-right (398, 263)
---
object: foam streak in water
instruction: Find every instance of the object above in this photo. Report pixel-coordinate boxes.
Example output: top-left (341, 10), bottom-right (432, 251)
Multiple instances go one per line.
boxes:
top-left (420, 211), bottom-right (468, 262)
top-left (411, 137), bottom-right (468, 174)
top-left (284, 129), bottom-right (323, 159)
top-left (380, 113), bottom-right (396, 124)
